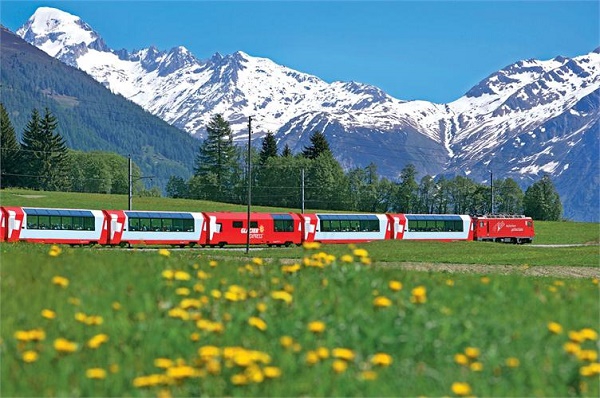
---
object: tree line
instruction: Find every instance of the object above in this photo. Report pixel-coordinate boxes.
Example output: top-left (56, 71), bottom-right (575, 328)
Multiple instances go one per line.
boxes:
top-left (166, 114), bottom-right (563, 221)
top-left (1, 106), bottom-right (562, 220)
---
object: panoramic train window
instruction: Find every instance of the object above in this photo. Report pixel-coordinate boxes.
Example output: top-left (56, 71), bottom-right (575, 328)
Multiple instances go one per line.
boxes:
top-left (125, 212), bottom-right (194, 232)
top-left (24, 208), bottom-right (96, 231)
top-left (318, 215), bottom-right (380, 233)
top-left (406, 215), bottom-right (464, 232)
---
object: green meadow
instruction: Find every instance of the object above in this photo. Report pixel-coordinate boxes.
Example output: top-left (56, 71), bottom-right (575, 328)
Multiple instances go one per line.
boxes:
top-left (1, 189), bottom-right (599, 396)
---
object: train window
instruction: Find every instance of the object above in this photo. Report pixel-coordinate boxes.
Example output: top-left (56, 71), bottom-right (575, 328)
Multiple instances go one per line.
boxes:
top-left (129, 218), bottom-right (140, 231)
top-left (233, 221), bottom-right (243, 228)
top-left (214, 223), bottom-right (222, 233)
top-left (250, 221), bottom-right (258, 229)
top-left (274, 219), bottom-right (294, 232)
top-left (83, 217), bottom-right (95, 231)
top-left (150, 218), bottom-right (162, 231)
top-left (407, 218), bottom-right (463, 232)
top-left (182, 219), bottom-right (194, 232)
top-left (162, 218), bottom-right (174, 232)
top-left (27, 215), bottom-right (39, 229)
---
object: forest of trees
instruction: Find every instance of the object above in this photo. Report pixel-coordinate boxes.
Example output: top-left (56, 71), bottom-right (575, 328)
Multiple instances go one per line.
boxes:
top-left (1, 107), bottom-right (564, 220)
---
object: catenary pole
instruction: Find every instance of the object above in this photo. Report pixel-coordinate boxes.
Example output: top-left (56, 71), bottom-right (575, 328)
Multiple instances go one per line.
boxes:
top-left (246, 116), bottom-right (252, 254)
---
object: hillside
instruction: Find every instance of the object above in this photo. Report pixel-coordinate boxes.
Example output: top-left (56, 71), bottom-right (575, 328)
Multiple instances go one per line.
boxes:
top-left (0, 27), bottom-right (199, 187)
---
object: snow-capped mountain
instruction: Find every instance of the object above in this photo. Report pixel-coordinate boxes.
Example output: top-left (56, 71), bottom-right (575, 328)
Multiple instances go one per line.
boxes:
top-left (16, 7), bottom-right (600, 221)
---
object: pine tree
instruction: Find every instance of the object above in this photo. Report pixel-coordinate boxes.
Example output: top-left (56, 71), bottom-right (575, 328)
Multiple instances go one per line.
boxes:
top-left (21, 108), bottom-right (71, 190)
top-left (0, 103), bottom-right (21, 188)
top-left (302, 131), bottom-right (331, 159)
top-left (193, 114), bottom-right (239, 201)
top-left (259, 132), bottom-right (278, 166)
top-left (394, 164), bottom-right (419, 212)
top-left (524, 175), bottom-right (562, 220)
top-left (281, 144), bottom-right (293, 157)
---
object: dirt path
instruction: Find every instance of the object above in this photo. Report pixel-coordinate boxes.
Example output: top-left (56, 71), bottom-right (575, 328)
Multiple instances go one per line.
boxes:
top-left (375, 262), bottom-right (600, 279)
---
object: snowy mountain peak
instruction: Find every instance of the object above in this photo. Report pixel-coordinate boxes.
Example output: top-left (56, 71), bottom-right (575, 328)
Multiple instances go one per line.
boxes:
top-left (17, 7), bottom-right (108, 65)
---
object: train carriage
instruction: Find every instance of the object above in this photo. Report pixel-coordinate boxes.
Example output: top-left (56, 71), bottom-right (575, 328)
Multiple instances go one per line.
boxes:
top-left (389, 214), bottom-right (474, 241)
top-left (1, 206), bottom-right (109, 245)
top-left (104, 210), bottom-right (206, 247)
top-left (204, 212), bottom-right (303, 247)
top-left (302, 213), bottom-right (393, 243)
top-left (473, 215), bottom-right (534, 243)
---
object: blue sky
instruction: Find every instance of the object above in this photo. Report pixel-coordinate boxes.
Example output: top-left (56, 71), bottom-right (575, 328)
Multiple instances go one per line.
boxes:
top-left (2, 1), bottom-right (598, 103)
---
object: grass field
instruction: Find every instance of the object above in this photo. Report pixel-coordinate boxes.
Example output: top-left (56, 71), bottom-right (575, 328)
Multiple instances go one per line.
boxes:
top-left (1, 243), bottom-right (599, 396)
top-left (1, 189), bottom-right (599, 396)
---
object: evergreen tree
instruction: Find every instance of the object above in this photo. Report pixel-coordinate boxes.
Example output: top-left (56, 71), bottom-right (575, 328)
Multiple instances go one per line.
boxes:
top-left (524, 175), bottom-right (562, 220)
top-left (166, 176), bottom-right (189, 198)
top-left (259, 132), bottom-right (278, 166)
top-left (281, 144), bottom-right (293, 157)
top-left (21, 108), bottom-right (71, 190)
top-left (0, 103), bottom-right (21, 187)
top-left (495, 178), bottom-right (524, 214)
top-left (302, 131), bottom-right (331, 159)
top-left (305, 151), bottom-right (348, 210)
top-left (417, 175), bottom-right (437, 214)
top-left (192, 114), bottom-right (239, 201)
top-left (394, 164), bottom-right (419, 212)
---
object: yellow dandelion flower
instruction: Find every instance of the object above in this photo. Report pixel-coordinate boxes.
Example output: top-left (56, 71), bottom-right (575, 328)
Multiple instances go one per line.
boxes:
top-left (22, 350), bottom-right (39, 363)
top-left (211, 289), bottom-right (222, 299)
top-left (197, 270), bottom-right (210, 280)
top-left (112, 301), bottom-right (121, 311)
top-left (388, 280), bottom-right (403, 291)
top-left (167, 365), bottom-right (196, 379)
top-left (592, 278), bottom-right (598, 285)
top-left (248, 317), bottom-right (268, 331)
top-left (480, 276), bottom-right (490, 284)
top-left (154, 358), bottom-right (174, 369)
top-left (174, 271), bottom-right (191, 281)
top-left (353, 248), bottom-right (369, 257)
top-left (264, 366), bottom-right (282, 378)
top-left (322, 278), bottom-right (329, 287)
top-left (371, 353), bottom-right (393, 367)
top-left (54, 338), bottom-right (78, 353)
top-left (281, 263), bottom-right (301, 273)
top-left (48, 245), bottom-right (62, 257)
top-left (302, 241), bottom-right (321, 250)
top-left (410, 285), bottom-right (427, 304)
top-left (271, 290), bottom-right (293, 304)
top-left (87, 333), bottom-right (109, 349)
top-left (252, 257), bottom-right (264, 266)
top-left (308, 321), bottom-right (326, 333)
top-left (373, 296), bottom-right (392, 308)
top-left (564, 341), bottom-right (581, 355)
top-left (340, 254), bottom-right (354, 263)
top-left (305, 351), bottom-right (320, 365)
top-left (41, 309), bottom-right (56, 319)
top-left (569, 330), bottom-right (585, 343)
top-left (465, 347), bottom-right (480, 359)
top-left (332, 359), bottom-right (348, 373)
top-left (256, 302), bottom-right (267, 313)
top-left (280, 335), bottom-right (294, 348)
top-left (446, 279), bottom-right (455, 286)
top-left (505, 357), bottom-right (520, 368)
top-left (451, 382), bottom-right (472, 396)
top-left (175, 287), bottom-right (190, 296)
top-left (190, 332), bottom-right (200, 342)
top-left (158, 248), bottom-right (171, 257)
top-left (332, 348), bottom-right (355, 361)
top-left (109, 364), bottom-right (120, 373)
top-left (470, 362), bottom-right (483, 372)
top-left (580, 328), bottom-right (598, 341)
top-left (52, 275), bottom-right (69, 288)
top-left (548, 322), bottom-right (563, 334)
top-left (86, 368), bottom-right (107, 379)
top-left (231, 373), bottom-right (248, 385)
top-left (317, 347), bottom-right (330, 359)
top-left (577, 350), bottom-right (598, 362)
top-left (454, 353), bottom-right (469, 366)
top-left (198, 345), bottom-right (221, 359)
top-left (161, 269), bottom-right (175, 280)
top-left (209, 260), bottom-right (218, 267)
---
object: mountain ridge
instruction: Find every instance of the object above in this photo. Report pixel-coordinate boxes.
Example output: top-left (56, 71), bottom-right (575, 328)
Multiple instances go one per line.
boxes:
top-left (14, 7), bottom-right (600, 221)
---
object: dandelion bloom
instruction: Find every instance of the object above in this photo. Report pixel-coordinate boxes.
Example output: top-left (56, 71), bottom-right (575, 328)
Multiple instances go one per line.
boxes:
top-left (548, 322), bottom-right (563, 334)
top-left (505, 357), bottom-right (520, 368)
top-left (231, 374), bottom-right (248, 385)
top-left (317, 347), bottom-right (330, 359)
top-left (174, 271), bottom-right (191, 281)
top-left (454, 353), bottom-right (469, 366)
top-left (389, 280), bottom-right (403, 291)
top-left (248, 317), bottom-right (268, 331)
top-left (360, 370), bottom-right (378, 380)
top-left (569, 330), bottom-right (585, 343)
top-left (480, 276), bottom-right (490, 284)
top-left (252, 257), bottom-right (264, 266)
top-left (197, 270), bottom-right (210, 280)
top-left (162, 270), bottom-right (174, 280)
top-left (470, 362), bottom-right (483, 372)
top-left (577, 350), bottom-right (598, 362)
top-left (264, 366), bottom-right (282, 378)
top-left (15, 329), bottom-right (46, 342)
top-left (451, 382), bottom-right (472, 396)
top-left (167, 365), bottom-right (196, 379)
top-left (209, 260), bottom-right (218, 267)
top-left (48, 245), bottom-right (62, 257)
top-left (340, 254), bottom-right (354, 263)
top-left (332, 348), bottom-right (355, 361)
top-left (371, 353), bottom-right (393, 367)
top-left (87, 334), bottom-right (109, 349)
top-left (112, 301), bottom-right (121, 311)
top-left (308, 321), bottom-right (326, 333)
top-left (86, 368), bottom-right (107, 379)
top-left (158, 249), bottom-right (171, 257)
top-left (353, 248), bottom-right (369, 257)
top-left (54, 338), bottom-right (78, 353)
top-left (198, 345), bottom-right (221, 359)
top-left (410, 286), bottom-right (427, 304)
top-left (271, 290), bottom-right (293, 304)
top-left (332, 359), bottom-right (348, 373)
top-left (373, 296), bottom-right (392, 308)
top-left (22, 350), bottom-right (39, 363)
top-left (580, 328), bottom-right (598, 341)
top-left (175, 287), bottom-right (191, 296)
top-left (154, 358), bottom-right (174, 369)
top-left (302, 241), bottom-right (321, 250)
top-left (52, 276), bottom-right (69, 288)
top-left (41, 309), bottom-right (56, 319)
top-left (305, 351), bottom-right (320, 365)
top-left (464, 347), bottom-right (480, 359)
top-left (563, 342), bottom-right (581, 355)
top-left (446, 279), bottom-right (455, 286)
top-left (280, 336), bottom-right (294, 348)
top-left (281, 264), bottom-right (301, 274)
top-left (580, 363), bottom-right (600, 377)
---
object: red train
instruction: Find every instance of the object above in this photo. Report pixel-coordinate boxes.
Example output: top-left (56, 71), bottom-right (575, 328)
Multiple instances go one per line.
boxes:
top-left (0, 206), bottom-right (534, 246)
